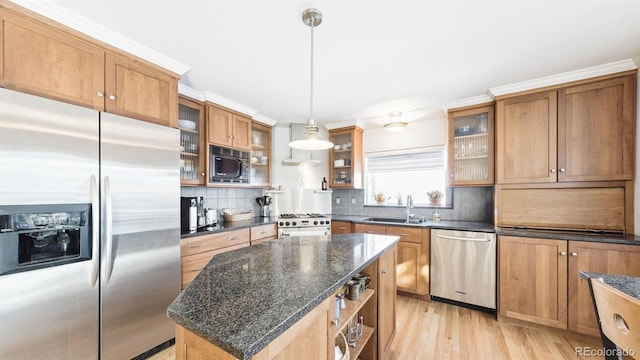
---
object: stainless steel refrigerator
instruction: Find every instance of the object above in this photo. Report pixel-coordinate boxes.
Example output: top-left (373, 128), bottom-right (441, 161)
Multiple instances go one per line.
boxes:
top-left (0, 88), bottom-right (180, 359)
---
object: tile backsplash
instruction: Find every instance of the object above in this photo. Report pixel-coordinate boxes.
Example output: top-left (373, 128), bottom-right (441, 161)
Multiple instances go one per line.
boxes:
top-left (332, 187), bottom-right (494, 223)
top-left (180, 186), bottom-right (265, 215)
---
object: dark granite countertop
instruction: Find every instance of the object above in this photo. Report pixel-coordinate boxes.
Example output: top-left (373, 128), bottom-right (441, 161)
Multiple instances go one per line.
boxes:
top-left (496, 227), bottom-right (640, 246)
top-left (167, 233), bottom-right (399, 360)
top-left (331, 215), bottom-right (495, 233)
top-left (579, 271), bottom-right (640, 299)
top-left (181, 217), bottom-right (277, 239)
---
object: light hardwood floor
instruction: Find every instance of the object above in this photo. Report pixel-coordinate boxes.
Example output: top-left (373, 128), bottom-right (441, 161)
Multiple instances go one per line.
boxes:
top-left (149, 295), bottom-right (605, 360)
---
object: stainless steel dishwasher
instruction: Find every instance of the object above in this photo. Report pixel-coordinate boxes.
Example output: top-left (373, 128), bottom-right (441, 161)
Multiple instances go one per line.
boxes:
top-left (430, 229), bottom-right (496, 310)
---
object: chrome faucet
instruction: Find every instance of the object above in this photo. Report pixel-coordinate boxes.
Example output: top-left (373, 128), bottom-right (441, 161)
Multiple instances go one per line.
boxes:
top-left (406, 195), bottom-right (414, 223)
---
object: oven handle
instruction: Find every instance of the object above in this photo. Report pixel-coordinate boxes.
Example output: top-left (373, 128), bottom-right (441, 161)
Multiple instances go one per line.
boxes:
top-left (103, 176), bottom-right (114, 285)
top-left (89, 175), bottom-right (99, 287)
top-left (281, 230), bottom-right (329, 237)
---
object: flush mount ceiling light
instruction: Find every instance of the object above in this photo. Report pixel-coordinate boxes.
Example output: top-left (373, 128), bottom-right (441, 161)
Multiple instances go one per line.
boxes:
top-left (288, 8), bottom-right (334, 151)
top-left (384, 111), bottom-right (408, 132)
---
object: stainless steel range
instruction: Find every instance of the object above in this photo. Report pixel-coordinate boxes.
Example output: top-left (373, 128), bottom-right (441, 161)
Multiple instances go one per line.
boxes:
top-left (277, 214), bottom-right (331, 238)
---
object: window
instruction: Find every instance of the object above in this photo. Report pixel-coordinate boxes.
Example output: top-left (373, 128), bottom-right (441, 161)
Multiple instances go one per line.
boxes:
top-left (365, 148), bottom-right (447, 206)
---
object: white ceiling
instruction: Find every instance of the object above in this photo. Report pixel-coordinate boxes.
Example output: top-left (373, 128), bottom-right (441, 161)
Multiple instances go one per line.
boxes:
top-left (35, 1), bottom-right (640, 128)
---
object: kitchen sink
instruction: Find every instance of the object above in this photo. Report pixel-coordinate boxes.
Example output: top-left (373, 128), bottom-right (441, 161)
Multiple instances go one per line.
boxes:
top-left (363, 217), bottom-right (426, 224)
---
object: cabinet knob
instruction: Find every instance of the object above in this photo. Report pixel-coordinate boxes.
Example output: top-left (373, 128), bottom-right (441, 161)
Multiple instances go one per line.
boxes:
top-left (560, 251), bottom-right (567, 256)
top-left (201, 172), bottom-right (205, 177)
top-left (450, 174), bottom-right (455, 178)
top-left (108, 95), bottom-right (116, 100)
top-left (570, 252), bottom-right (578, 257)
top-left (559, 168), bottom-right (566, 173)
top-left (550, 169), bottom-right (556, 173)
top-left (97, 91), bottom-right (105, 97)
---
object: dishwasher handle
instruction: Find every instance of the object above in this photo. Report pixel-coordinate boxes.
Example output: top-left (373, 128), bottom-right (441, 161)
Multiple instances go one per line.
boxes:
top-left (436, 234), bottom-right (492, 242)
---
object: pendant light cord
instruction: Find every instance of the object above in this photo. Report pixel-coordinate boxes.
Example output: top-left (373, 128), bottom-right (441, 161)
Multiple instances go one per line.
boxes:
top-left (309, 20), bottom-right (315, 123)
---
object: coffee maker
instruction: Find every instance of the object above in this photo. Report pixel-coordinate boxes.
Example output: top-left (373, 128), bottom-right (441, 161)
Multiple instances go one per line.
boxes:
top-left (180, 197), bottom-right (198, 234)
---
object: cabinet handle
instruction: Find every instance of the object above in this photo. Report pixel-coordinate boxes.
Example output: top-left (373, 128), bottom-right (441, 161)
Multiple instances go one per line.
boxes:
top-left (570, 252), bottom-right (578, 257)
top-left (339, 227), bottom-right (347, 230)
top-left (260, 231), bottom-right (266, 234)
top-left (560, 251), bottom-right (567, 256)
top-left (108, 95), bottom-right (116, 100)
top-left (230, 236), bottom-right (237, 240)
top-left (400, 233), bottom-right (409, 236)
top-left (381, 269), bottom-right (388, 274)
top-left (191, 267), bottom-right (203, 271)
top-left (190, 243), bottom-right (202, 248)
top-left (559, 168), bottom-right (566, 173)
top-left (366, 230), bottom-right (376, 233)
top-left (97, 91), bottom-right (104, 97)
top-left (550, 169), bottom-right (556, 173)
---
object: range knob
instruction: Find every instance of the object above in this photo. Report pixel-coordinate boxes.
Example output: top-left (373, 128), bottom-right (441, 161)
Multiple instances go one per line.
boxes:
top-left (279, 221), bottom-right (284, 226)
top-left (292, 221), bottom-right (297, 226)
top-left (285, 222), bottom-right (290, 226)
top-left (313, 220), bottom-right (318, 225)
top-left (326, 220), bottom-right (331, 225)
top-left (319, 220), bottom-right (325, 225)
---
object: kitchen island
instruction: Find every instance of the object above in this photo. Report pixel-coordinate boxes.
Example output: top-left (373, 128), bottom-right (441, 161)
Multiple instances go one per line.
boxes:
top-left (168, 233), bottom-right (399, 360)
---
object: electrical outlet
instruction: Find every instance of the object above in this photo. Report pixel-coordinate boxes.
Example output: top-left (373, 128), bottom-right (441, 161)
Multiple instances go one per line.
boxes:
top-left (336, 197), bottom-right (340, 204)
top-left (351, 198), bottom-right (356, 204)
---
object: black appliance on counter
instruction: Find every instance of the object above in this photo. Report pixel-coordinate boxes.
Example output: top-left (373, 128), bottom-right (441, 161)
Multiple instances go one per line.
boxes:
top-left (180, 197), bottom-right (198, 234)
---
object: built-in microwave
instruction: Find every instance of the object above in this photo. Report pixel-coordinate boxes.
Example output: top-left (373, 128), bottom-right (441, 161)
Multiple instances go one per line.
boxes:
top-left (210, 145), bottom-right (250, 184)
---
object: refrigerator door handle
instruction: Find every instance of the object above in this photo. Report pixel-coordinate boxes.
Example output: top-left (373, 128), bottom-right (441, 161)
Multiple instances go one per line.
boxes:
top-left (104, 175), bottom-right (114, 284)
top-left (90, 175), bottom-right (99, 287)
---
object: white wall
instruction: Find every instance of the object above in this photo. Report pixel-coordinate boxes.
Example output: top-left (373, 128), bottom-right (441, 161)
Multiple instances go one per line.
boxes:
top-left (363, 117), bottom-right (447, 154)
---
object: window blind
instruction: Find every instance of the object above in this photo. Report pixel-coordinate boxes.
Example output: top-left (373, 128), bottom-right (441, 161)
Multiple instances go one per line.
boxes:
top-left (366, 150), bottom-right (445, 173)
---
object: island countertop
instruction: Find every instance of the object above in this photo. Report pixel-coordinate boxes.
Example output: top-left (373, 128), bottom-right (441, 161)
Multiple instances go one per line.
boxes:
top-left (167, 233), bottom-right (399, 360)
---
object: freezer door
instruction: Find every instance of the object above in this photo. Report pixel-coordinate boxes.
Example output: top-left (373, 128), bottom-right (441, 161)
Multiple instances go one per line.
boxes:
top-left (0, 88), bottom-right (100, 359)
top-left (99, 112), bottom-right (180, 359)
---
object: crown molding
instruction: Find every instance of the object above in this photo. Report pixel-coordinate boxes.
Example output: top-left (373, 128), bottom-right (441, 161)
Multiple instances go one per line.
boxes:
top-left (9, 0), bottom-right (190, 76)
top-left (443, 93), bottom-right (494, 112)
top-left (178, 84), bottom-right (206, 102)
top-left (203, 91), bottom-right (258, 118)
top-left (490, 59), bottom-right (638, 97)
top-left (324, 119), bottom-right (363, 130)
top-left (252, 114), bottom-right (277, 127)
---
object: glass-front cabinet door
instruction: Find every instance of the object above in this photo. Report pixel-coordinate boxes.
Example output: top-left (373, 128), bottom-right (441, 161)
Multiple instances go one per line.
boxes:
top-left (178, 96), bottom-right (206, 185)
top-left (329, 126), bottom-right (363, 189)
top-left (250, 122), bottom-right (271, 186)
top-left (448, 104), bottom-right (494, 186)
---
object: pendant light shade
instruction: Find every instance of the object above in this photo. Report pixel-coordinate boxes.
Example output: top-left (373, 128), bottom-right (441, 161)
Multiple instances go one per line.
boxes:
top-left (289, 8), bottom-right (334, 151)
top-left (384, 111), bottom-right (408, 132)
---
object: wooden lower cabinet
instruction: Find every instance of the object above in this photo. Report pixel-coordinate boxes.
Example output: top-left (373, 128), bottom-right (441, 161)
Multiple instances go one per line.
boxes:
top-left (331, 220), bottom-right (352, 234)
top-left (180, 228), bottom-right (250, 288)
top-left (386, 226), bottom-right (429, 295)
top-left (377, 245), bottom-right (397, 357)
top-left (567, 241), bottom-right (640, 336)
top-left (353, 223), bottom-right (429, 296)
top-left (250, 224), bottom-right (277, 245)
top-left (499, 235), bottom-right (640, 336)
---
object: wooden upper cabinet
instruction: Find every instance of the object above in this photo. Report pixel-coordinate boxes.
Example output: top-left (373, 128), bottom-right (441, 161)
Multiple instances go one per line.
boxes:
top-left (558, 75), bottom-right (635, 181)
top-left (0, 6), bottom-right (179, 127)
top-left (496, 72), bottom-right (636, 185)
top-left (0, 9), bottom-right (105, 110)
top-left (496, 90), bottom-right (557, 184)
top-left (206, 104), bottom-right (252, 151)
top-left (329, 126), bottom-right (363, 189)
top-left (448, 103), bottom-right (495, 186)
top-left (179, 96), bottom-right (206, 186)
top-left (105, 52), bottom-right (178, 127)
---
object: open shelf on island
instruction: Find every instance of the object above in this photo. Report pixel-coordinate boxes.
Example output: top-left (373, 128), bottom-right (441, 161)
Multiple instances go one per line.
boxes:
top-left (332, 288), bottom-right (374, 337)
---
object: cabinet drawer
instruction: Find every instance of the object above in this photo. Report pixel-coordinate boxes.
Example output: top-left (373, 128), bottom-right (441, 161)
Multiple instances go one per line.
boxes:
top-left (385, 226), bottom-right (422, 243)
top-left (331, 221), bottom-right (352, 234)
top-left (251, 224), bottom-right (277, 241)
top-left (354, 224), bottom-right (386, 235)
top-left (181, 228), bottom-right (250, 257)
top-left (181, 242), bottom-right (249, 288)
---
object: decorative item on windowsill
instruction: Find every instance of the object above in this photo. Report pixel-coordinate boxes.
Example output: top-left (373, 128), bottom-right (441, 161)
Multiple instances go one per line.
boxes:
top-left (372, 191), bottom-right (390, 205)
top-left (427, 190), bottom-right (444, 221)
top-left (395, 193), bottom-right (403, 206)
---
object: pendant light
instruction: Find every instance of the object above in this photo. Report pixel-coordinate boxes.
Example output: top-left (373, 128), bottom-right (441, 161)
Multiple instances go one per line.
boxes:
top-left (289, 8), bottom-right (334, 151)
top-left (384, 111), bottom-right (408, 132)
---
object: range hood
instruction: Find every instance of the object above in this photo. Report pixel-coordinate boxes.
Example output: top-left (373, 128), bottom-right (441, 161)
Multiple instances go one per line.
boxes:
top-left (282, 123), bottom-right (321, 166)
